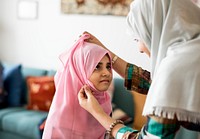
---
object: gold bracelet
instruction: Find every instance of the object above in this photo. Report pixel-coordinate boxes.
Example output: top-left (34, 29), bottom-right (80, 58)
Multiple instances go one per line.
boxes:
top-left (112, 55), bottom-right (118, 65)
top-left (105, 120), bottom-right (124, 138)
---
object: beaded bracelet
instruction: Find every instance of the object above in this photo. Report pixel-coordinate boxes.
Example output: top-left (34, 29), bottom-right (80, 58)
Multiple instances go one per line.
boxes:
top-left (105, 120), bottom-right (124, 139)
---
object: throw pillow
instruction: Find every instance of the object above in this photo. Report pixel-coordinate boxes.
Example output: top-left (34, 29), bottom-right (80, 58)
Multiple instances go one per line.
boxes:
top-left (26, 76), bottom-right (55, 112)
top-left (0, 62), bottom-right (7, 108)
top-left (3, 64), bottom-right (24, 107)
top-left (0, 62), bottom-right (3, 88)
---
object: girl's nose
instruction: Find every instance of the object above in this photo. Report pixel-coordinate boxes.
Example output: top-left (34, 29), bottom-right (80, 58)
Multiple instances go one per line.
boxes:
top-left (102, 69), bottom-right (110, 77)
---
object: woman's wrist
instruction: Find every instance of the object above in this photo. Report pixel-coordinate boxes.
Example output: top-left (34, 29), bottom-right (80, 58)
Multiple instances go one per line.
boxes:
top-left (91, 108), bottom-right (125, 137)
top-left (90, 105), bottom-right (104, 117)
top-left (92, 107), bottom-right (114, 128)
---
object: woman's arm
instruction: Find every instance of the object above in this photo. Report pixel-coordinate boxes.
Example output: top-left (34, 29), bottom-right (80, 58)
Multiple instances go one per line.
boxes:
top-left (78, 86), bottom-right (179, 139)
top-left (83, 32), bottom-right (151, 94)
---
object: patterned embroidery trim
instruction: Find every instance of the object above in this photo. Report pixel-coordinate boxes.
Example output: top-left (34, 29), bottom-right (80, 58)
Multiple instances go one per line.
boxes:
top-left (125, 63), bottom-right (150, 94)
top-left (127, 64), bottom-right (133, 80)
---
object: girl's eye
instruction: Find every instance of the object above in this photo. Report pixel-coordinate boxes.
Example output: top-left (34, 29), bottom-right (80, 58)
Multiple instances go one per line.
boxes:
top-left (107, 65), bottom-right (111, 70)
top-left (95, 64), bottom-right (101, 70)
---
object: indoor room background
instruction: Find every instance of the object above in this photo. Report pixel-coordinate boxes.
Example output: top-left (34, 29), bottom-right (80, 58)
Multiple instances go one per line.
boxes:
top-left (0, 0), bottom-right (150, 77)
top-left (0, 1), bottom-right (199, 139)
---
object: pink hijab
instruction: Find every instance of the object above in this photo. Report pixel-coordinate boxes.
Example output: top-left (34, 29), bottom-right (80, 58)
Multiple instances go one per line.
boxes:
top-left (42, 34), bottom-right (112, 139)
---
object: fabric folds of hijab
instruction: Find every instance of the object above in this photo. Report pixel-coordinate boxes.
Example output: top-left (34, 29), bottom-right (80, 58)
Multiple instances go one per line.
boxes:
top-left (42, 34), bottom-right (112, 139)
top-left (127, 0), bottom-right (200, 124)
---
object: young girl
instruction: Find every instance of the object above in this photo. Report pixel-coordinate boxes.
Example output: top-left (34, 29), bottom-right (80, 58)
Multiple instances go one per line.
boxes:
top-left (42, 34), bottom-right (113, 139)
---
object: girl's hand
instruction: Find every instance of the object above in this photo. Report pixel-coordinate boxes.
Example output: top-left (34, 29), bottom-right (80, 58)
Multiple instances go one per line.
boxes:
top-left (78, 85), bottom-right (103, 115)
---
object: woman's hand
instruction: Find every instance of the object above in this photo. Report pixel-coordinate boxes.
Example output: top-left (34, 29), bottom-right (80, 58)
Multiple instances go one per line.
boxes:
top-left (83, 31), bottom-right (107, 50)
top-left (78, 85), bottom-right (125, 137)
top-left (78, 85), bottom-right (104, 115)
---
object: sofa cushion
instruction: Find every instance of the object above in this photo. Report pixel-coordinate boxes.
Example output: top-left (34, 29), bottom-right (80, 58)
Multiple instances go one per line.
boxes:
top-left (112, 78), bottom-right (134, 119)
top-left (3, 64), bottom-right (24, 107)
top-left (0, 107), bottom-right (47, 139)
top-left (26, 76), bottom-right (55, 112)
top-left (112, 78), bottom-right (134, 127)
top-left (0, 62), bottom-right (3, 89)
top-left (0, 62), bottom-right (7, 108)
top-left (21, 67), bottom-right (48, 105)
top-left (0, 107), bottom-right (24, 130)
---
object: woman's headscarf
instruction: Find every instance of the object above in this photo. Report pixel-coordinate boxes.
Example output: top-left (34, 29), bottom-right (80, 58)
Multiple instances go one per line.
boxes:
top-left (42, 34), bottom-right (112, 139)
top-left (127, 0), bottom-right (200, 124)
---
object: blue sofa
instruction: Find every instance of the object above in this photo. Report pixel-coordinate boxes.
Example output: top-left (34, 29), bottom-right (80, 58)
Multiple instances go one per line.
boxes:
top-left (0, 63), bottom-right (198, 139)
top-left (0, 63), bottom-right (55, 139)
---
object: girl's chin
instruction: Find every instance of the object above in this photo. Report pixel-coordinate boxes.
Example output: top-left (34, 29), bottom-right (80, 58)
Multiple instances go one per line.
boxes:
top-left (97, 87), bottom-right (109, 92)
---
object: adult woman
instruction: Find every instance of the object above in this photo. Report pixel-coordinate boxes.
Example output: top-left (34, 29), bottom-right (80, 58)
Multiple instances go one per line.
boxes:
top-left (78, 0), bottom-right (200, 138)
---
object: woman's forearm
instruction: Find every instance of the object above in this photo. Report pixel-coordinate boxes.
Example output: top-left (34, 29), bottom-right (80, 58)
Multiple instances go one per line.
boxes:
top-left (91, 107), bottom-right (125, 138)
top-left (112, 56), bottom-right (128, 79)
top-left (107, 50), bottom-right (128, 78)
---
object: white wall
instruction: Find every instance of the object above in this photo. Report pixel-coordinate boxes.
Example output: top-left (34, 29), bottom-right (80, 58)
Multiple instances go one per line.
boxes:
top-left (0, 0), bottom-right (150, 77)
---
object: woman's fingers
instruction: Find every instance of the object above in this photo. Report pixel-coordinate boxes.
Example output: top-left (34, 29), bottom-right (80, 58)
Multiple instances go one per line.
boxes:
top-left (78, 85), bottom-right (103, 115)
top-left (83, 31), bottom-right (90, 35)
top-left (82, 31), bottom-right (93, 42)
top-left (82, 31), bottom-right (105, 48)
top-left (83, 85), bottom-right (92, 96)
top-left (78, 85), bottom-right (92, 104)
top-left (78, 85), bottom-right (93, 112)
top-left (78, 86), bottom-right (86, 100)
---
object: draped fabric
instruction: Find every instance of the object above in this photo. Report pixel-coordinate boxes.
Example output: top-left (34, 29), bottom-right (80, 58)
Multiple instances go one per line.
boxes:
top-left (42, 34), bottom-right (112, 139)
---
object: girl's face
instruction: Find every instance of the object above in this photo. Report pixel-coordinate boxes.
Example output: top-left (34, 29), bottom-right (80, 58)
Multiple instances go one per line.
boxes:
top-left (89, 54), bottom-right (113, 92)
top-left (134, 38), bottom-right (150, 57)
